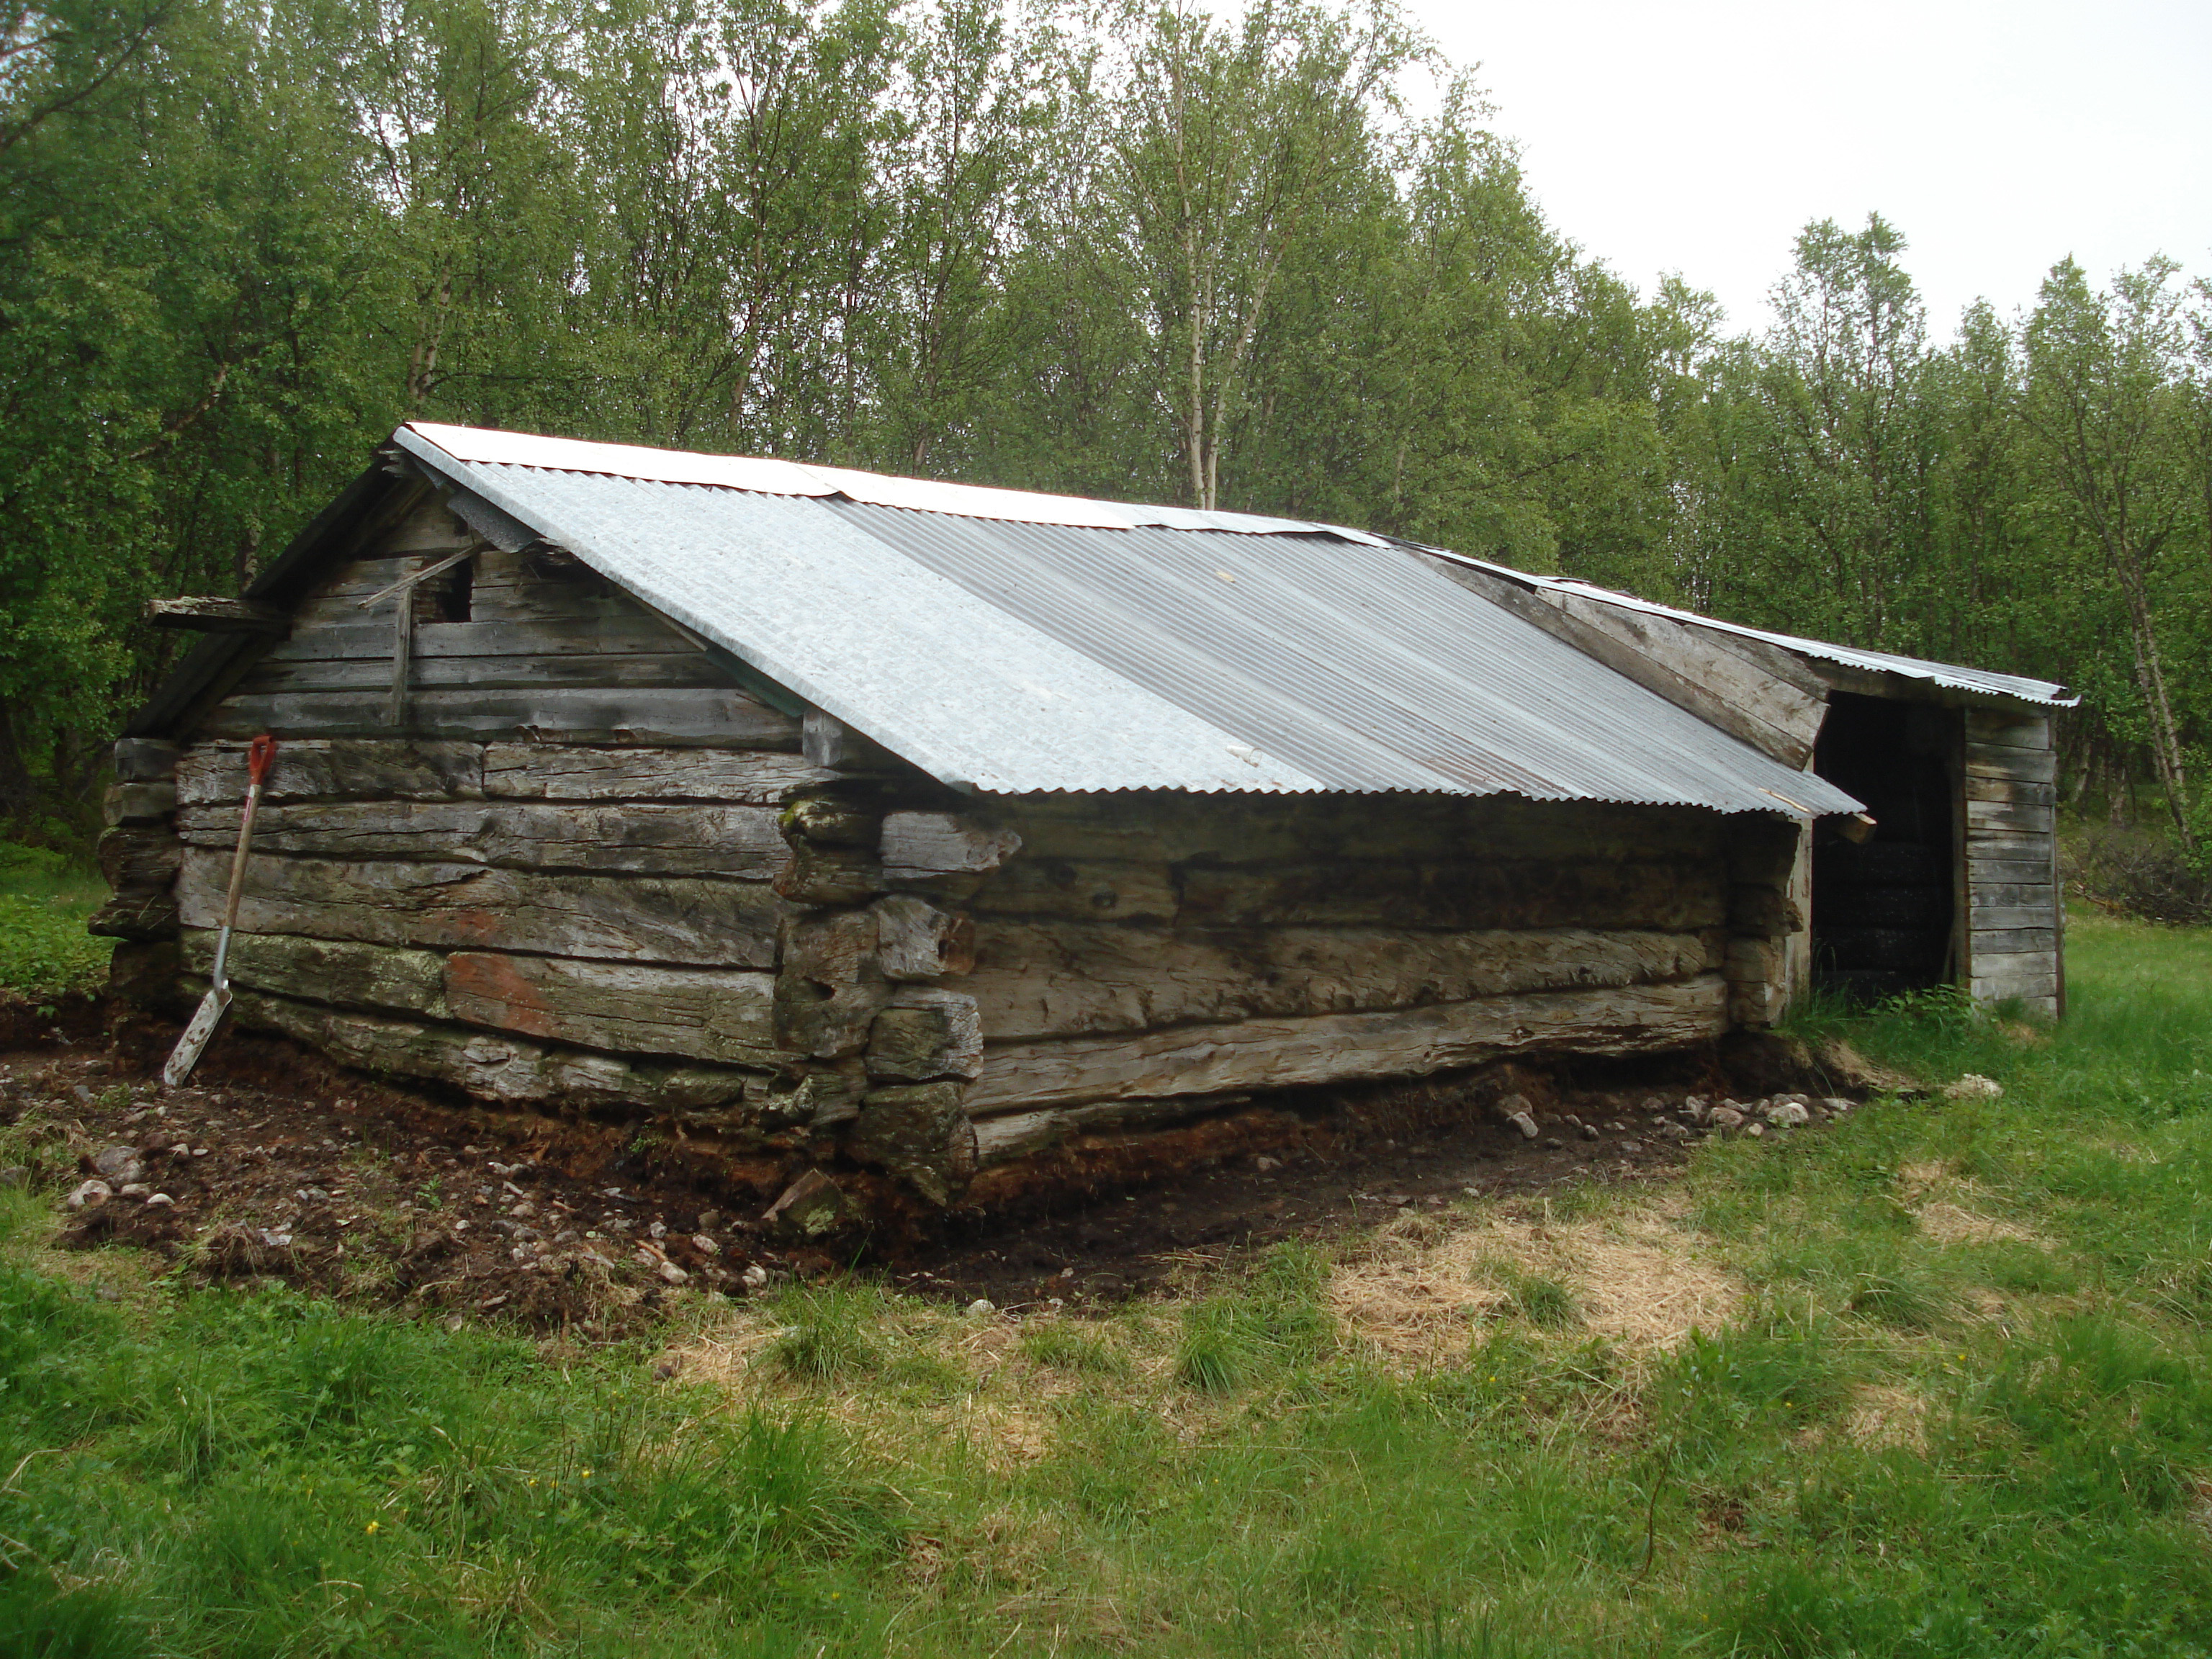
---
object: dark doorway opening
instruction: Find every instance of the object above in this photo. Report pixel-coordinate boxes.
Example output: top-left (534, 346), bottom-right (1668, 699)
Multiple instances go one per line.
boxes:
top-left (1812, 693), bottom-right (1958, 1004)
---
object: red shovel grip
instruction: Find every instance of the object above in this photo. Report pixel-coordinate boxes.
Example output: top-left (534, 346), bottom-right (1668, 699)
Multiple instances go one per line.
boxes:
top-left (247, 733), bottom-right (277, 786)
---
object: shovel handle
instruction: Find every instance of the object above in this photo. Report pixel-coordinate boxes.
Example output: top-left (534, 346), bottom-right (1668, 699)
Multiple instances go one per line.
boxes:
top-left (247, 733), bottom-right (277, 787)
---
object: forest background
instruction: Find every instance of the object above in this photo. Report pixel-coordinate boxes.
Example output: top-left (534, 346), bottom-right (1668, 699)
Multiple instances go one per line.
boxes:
top-left (3, 0), bottom-right (2208, 868)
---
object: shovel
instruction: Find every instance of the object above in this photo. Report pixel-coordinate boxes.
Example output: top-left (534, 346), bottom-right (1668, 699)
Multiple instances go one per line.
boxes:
top-left (163, 733), bottom-right (276, 1088)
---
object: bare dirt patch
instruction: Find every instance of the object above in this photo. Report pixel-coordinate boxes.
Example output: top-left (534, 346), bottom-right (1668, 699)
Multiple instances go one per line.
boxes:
top-left (5, 1007), bottom-right (1853, 1337)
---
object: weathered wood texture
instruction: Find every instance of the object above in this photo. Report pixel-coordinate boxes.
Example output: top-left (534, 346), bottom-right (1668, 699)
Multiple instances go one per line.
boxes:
top-left (1420, 557), bottom-right (1826, 766)
top-left (221, 987), bottom-right (768, 1123)
top-left (1963, 710), bottom-right (2059, 1018)
top-left (964, 920), bottom-right (1716, 1040)
top-left (192, 521), bottom-right (805, 745)
top-left (961, 975), bottom-right (1730, 1118)
top-left (176, 848), bottom-right (788, 967)
top-left (176, 799), bottom-right (790, 878)
top-left (178, 928), bottom-right (792, 1069)
top-left (146, 595), bottom-right (289, 634)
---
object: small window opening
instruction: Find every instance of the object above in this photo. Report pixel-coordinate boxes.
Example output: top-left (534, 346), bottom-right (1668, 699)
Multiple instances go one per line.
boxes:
top-left (413, 557), bottom-right (472, 624)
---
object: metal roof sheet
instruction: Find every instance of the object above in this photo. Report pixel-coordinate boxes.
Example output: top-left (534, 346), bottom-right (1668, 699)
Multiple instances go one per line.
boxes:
top-left (1430, 553), bottom-right (2076, 710)
top-left (392, 425), bottom-right (1861, 816)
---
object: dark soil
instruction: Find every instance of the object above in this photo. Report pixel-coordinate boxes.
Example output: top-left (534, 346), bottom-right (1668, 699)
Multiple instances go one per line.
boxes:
top-left (2, 1008), bottom-right (1830, 1336)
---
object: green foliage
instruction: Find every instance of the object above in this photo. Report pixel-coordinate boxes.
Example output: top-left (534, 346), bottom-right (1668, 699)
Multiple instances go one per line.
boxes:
top-left (0, 843), bottom-right (110, 999)
top-left (0, 914), bottom-right (2209, 1653)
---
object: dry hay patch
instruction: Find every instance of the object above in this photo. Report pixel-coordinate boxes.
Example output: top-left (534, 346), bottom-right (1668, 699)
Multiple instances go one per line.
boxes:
top-left (1328, 1199), bottom-right (1741, 1367)
top-left (670, 1303), bottom-right (1097, 1471)
top-left (1898, 1161), bottom-right (2044, 1247)
top-left (1841, 1384), bottom-right (1931, 1452)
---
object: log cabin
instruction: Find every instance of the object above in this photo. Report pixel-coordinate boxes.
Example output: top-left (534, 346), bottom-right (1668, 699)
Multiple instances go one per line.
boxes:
top-left (96, 424), bottom-right (2074, 1210)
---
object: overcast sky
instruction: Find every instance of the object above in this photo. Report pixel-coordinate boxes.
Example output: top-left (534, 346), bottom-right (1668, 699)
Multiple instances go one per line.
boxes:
top-left (1403, 0), bottom-right (2212, 339)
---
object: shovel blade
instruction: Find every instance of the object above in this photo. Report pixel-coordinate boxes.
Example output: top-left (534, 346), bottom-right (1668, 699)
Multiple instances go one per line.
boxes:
top-left (163, 986), bottom-right (234, 1089)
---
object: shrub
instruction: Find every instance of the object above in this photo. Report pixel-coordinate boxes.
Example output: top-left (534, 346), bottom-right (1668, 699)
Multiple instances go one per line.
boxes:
top-left (2064, 827), bottom-right (2212, 924)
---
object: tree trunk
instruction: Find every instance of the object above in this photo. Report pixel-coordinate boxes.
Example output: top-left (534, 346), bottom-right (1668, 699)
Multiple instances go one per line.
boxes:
top-left (2112, 549), bottom-right (2193, 850)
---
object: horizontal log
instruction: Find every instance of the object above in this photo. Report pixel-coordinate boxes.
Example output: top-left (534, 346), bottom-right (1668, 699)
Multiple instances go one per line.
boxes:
top-left (179, 739), bottom-right (487, 804)
top-left (1002, 794), bottom-right (1719, 868)
top-left (961, 974), bottom-right (1730, 1116)
top-left (1966, 799), bottom-right (2054, 835)
top-left (264, 612), bottom-right (695, 664)
top-left (99, 824), bottom-right (182, 894)
top-left (225, 989), bottom-right (768, 1119)
top-left (113, 739), bottom-right (181, 783)
top-left (199, 688), bottom-right (799, 747)
top-left (1970, 927), bottom-right (2057, 956)
top-left (1965, 747), bottom-right (2058, 784)
top-left (179, 930), bottom-right (793, 1070)
top-left (1964, 830), bottom-right (2053, 860)
top-left (971, 858), bottom-right (1178, 923)
top-left (104, 781), bottom-right (176, 825)
top-left (147, 595), bottom-right (289, 634)
top-left (176, 799), bottom-right (789, 878)
top-left (1967, 881), bottom-right (2054, 909)
top-left (973, 1097), bottom-right (1234, 1164)
top-left (442, 951), bottom-right (791, 1069)
top-left (482, 744), bottom-right (837, 803)
top-left (881, 812), bottom-right (1022, 881)
top-left (177, 848), bottom-right (788, 967)
top-left (239, 651), bottom-right (732, 697)
top-left (181, 928), bottom-right (449, 1018)
top-left (965, 920), bottom-right (1716, 1040)
top-left (1175, 859), bottom-right (1727, 932)
top-left (1964, 710), bottom-right (2051, 750)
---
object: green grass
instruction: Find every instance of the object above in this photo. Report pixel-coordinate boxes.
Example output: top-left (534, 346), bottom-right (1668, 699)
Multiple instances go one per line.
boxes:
top-left (3, 909), bottom-right (2212, 1655)
top-left (0, 841), bottom-right (112, 1002)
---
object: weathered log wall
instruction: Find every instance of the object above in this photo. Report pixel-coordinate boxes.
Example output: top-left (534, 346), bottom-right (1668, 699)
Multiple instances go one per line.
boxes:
top-left (1963, 709), bottom-right (2062, 1019)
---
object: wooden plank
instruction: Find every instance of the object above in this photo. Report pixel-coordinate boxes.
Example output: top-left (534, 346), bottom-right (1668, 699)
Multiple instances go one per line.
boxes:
top-left (1420, 557), bottom-right (1823, 765)
top-left (179, 739), bottom-right (486, 804)
top-left (481, 745), bottom-right (835, 803)
top-left (1965, 747), bottom-right (2058, 784)
top-left (176, 799), bottom-right (790, 878)
top-left (263, 613), bottom-right (695, 664)
top-left (176, 848), bottom-right (790, 967)
top-left (1964, 710), bottom-right (2051, 750)
top-left (1969, 948), bottom-right (2059, 976)
top-left (1172, 859), bottom-right (1727, 932)
top-left (1967, 904), bottom-right (2059, 930)
top-left (225, 989), bottom-right (767, 1118)
top-left (964, 920), bottom-right (1715, 1040)
top-left (1971, 926), bottom-right (2058, 955)
top-left (1964, 775), bottom-right (2056, 807)
top-left (1967, 858), bottom-right (2054, 886)
top-left (961, 975), bottom-right (1730, 1116)
top-left (198, 687), bottom-right (801, 747)
top-left (146, 596), bottom-right (289, 634)
top-left (239, 651), bottom-right (734, 696)
top-left (1552, 590), bottom-right (1829, 765)
top-left (1966, 798), bottom-right (2054, 835)
top-left (1972, 974), bottom-right (2059, 1000)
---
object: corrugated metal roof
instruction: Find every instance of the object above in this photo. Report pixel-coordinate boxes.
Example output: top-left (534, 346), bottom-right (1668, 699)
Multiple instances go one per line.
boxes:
top-left (392, 424), bottom-right (1861, 816)
top-left (1431, 553), bottom-right (2077, 710)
